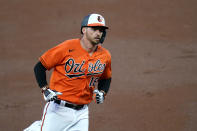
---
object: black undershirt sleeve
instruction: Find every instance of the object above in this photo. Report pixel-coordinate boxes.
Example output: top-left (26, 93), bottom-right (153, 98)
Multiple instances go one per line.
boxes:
top-left (34, 61), bottom-right (48, 88)
top-left (98, 78), bottom-right (111, 94)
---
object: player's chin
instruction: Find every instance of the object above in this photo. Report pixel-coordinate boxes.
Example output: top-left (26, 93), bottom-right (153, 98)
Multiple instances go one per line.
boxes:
top-left (92, 39), bottom-right (100, 45)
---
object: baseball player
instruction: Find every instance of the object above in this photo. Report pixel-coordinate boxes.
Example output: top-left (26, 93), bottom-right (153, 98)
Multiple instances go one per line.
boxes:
top-left (24, 13), bottom-right (112, 131)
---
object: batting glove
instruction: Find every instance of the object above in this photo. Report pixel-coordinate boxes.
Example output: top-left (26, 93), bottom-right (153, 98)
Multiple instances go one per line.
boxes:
top-left (93, 89), bottom-right (105, 104)
top-left (42, 86), bottom-right (62, 102)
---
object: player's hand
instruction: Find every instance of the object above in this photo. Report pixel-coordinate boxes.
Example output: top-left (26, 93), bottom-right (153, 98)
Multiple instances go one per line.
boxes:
top-left (93, 89), bottom-right (105, 104)
top-left (42, 87), bottom-right (62, 102)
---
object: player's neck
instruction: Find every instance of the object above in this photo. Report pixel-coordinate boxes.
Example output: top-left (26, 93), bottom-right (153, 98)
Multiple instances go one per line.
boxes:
top-left (80, 38), bottom-right (98, 56)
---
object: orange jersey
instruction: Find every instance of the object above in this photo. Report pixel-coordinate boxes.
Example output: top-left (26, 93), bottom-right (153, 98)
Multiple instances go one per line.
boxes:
top-left (39, 39), bottom-right (111, 105)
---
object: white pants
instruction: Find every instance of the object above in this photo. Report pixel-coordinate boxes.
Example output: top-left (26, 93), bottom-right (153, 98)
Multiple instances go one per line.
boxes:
top-left (24, 120), bottom-right (42, 131)
top-left (24, 101), bottom-right (89, 131)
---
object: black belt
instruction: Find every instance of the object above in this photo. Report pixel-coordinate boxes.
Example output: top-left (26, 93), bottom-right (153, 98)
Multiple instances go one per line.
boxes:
top-left (54, 100), bottom-right (85, 110)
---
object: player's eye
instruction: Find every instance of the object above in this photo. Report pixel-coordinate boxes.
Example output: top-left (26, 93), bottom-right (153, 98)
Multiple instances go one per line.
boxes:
top-left (91, 27), bottom-right (105, 32)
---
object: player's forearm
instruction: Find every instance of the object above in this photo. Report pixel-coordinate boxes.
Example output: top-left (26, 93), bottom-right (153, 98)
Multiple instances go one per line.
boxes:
top-left (34, 61), bottom-right (48, 88)
top-left (98, 78), bottom-right (111, 94)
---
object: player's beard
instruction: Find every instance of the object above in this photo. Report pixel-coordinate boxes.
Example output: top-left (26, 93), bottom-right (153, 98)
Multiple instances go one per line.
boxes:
top-left (91, 37), bottom-right (100, 45)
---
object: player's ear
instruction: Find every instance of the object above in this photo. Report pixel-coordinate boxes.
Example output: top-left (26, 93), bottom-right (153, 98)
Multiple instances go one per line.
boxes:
top-left (81, 27), bottom-right (87, 34)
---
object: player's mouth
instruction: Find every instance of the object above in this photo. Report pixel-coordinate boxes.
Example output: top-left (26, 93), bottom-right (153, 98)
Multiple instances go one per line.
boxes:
top-left (94, 37), bottom-right (101, 41)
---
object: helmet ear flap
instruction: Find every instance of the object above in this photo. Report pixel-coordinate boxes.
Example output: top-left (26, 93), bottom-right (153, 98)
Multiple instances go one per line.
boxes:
top-left (100, 30), bottom-right (106, 44)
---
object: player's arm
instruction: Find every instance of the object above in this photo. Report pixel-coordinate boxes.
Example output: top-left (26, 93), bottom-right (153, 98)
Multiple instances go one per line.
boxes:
top-left (94, 52), bottom-right (112, 104)
top-left (97, 51), bottom-right (112, 96)
top-left (34, 61), bottom-right (62, 101)
top-left (98, 78), bottom-right (111, 96)
top-left (34, 61), bottom-right (48, 88)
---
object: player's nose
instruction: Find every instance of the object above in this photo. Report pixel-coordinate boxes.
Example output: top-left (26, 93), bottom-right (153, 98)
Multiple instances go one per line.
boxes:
top-left (95, 29), bottom-right (102, 36)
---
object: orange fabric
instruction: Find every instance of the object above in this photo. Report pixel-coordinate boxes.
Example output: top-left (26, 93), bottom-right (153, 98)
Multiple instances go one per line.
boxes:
top-left (87, 23), bottom-right (105, 26)
top-left (39, 39), bottom-right (111, 105)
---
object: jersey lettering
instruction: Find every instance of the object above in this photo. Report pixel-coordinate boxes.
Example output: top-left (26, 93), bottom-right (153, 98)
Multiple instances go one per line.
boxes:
top-left (65, 59), bottom-right (106, 78)
top-left (87, 60), bottom-right (105, 76)
top-left (65, 58), bottom-right (85, 78)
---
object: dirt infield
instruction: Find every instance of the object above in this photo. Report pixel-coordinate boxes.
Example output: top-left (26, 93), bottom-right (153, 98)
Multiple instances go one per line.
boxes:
top-left (1, 0), bottom-right (197, 131)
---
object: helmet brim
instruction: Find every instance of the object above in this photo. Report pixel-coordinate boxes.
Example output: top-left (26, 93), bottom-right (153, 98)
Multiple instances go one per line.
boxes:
top-left (84, 25), bottom-right (109, 29)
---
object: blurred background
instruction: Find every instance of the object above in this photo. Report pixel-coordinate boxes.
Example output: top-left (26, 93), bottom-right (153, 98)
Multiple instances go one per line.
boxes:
top-left (0, 0), bottom-right (197, 130)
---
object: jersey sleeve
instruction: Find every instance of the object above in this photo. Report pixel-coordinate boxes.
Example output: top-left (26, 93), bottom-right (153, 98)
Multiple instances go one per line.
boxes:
top-left (39, 42), bottom-right (67, 70)
top-left (100, 51), bottom-right (112, 79)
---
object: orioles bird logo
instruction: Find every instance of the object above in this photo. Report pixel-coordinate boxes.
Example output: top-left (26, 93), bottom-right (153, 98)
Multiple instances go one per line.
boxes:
top-left (97, 16), bottom-right (103, 22)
